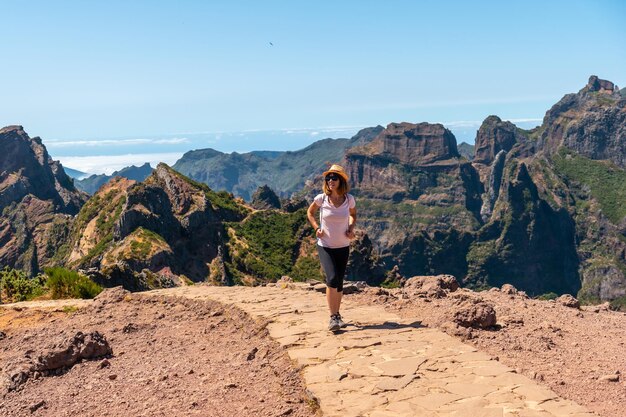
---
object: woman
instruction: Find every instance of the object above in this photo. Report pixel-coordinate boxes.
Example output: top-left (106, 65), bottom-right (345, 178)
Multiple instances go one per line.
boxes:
top-left (307, 164), bottom-right (357, 332)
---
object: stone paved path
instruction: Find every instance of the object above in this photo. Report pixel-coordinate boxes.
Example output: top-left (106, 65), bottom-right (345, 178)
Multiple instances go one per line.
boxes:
top-left (150, 284), bottom-right (597, 417)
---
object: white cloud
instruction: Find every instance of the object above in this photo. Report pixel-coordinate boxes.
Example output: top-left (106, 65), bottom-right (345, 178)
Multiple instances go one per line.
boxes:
top-left (54, 152), bottom-right (184, 175)
top-left (46, 137), bottom-right (189, 147)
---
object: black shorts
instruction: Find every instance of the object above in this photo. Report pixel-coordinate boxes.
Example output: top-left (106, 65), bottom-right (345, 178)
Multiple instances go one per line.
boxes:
top-left (317, 245), bottom-right (350, 292)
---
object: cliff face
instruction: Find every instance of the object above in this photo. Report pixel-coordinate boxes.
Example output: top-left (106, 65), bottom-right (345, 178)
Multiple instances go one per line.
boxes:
top-left (0, 126), bottom-right (87, 274)
top-left (473, 116), bottom-right (528, 165)
top-left (341, 122), bottom-right (482, 282)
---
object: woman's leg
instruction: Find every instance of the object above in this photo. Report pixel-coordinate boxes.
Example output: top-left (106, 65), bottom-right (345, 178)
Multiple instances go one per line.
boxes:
top-left (318, 246), bottom-right (350, 315)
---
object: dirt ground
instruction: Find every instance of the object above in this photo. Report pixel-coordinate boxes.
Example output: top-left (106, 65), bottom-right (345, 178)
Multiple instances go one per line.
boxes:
top-left (350, 285), bottom-right (626, 417)
top-left (1, 283), bottom-right (625, 417)
top-left (0, 289), bottom-right (317, 417)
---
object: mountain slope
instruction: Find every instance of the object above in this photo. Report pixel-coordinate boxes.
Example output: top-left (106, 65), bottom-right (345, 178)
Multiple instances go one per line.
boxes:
top-left (172, 126), bottom-right (383, 200)
top-left (0, 126), bottom-right (87, 274)
top-left (75, 163), bottom-right (154, 195)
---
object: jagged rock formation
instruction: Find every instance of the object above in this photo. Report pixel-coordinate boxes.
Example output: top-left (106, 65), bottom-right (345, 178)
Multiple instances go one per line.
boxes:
top-left (334, 122), bottom-right (483, 284)
top-left (63, 164), bottom-right (248, 289)
top-left (3, 76), bottom-right (625, 307)
top-left (473, 116), bottom-right (528, 165)
top-left (538, 75), bottom-right (626, 167)
top-left (75, 163), bottom-right (154, 195)
top-left (0, 126), bottom-right (87, 274)
top-left (173, 126), bottom-right (384, 200)
top-left (250, 185), bottom-right (281, 210)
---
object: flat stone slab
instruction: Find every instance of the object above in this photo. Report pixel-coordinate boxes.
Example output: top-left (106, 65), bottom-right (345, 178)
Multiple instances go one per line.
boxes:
top-left (149, 285), bottom-right (597, 417)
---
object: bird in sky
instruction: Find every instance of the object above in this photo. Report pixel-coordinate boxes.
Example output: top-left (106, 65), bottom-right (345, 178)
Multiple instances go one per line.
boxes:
top-left (269, 42), bottom-right (273, 46)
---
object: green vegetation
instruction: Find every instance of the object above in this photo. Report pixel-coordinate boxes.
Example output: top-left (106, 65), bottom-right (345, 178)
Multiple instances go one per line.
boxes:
top-left (359, 199), bottom-right (470, 227)
top-left (609, 295), bottom-right (626, 311)
top-left (553, 148), bottom-right (626, 224)
top-left (75, 195), bottom-right (126, 267)
top-left (536, 292), bottom-right (558, 300)
top-left (0, 267), bottom-right (102, 303)
top-left (226, 209), bottom-right (309, 282)
top-left (0, 267), bottom-right (46, 303)
top-left (129, 227), bottom-right (167, 259)
top-left (290, 254), bottom-right (323, 282)
top-left (45, 267), bottom-right (103, 299)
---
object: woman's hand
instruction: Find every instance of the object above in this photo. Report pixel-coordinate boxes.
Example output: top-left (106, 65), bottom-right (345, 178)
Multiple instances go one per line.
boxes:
top-left (345, 226), bottom-right (355, 239)
top-left (316, 228), bottom-right (325, 238)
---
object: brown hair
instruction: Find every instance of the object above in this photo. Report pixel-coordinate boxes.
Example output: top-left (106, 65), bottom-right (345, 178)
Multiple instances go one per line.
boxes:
top-left (323, 175), bottom-right (350, 196)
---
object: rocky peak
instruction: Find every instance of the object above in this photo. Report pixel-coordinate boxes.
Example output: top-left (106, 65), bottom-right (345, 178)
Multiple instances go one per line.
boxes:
top-left (586, 75), bottom-right (618, 93)
top-left (473, 116), bottom-right (528, 165)
top-left (347, 122), bottom-right (459, 166)
top-left (538, 76), bottom-right (626, 167)
top-left (251, 185), bottom-right (281, 210)
top-left (0, 125), bottom-right (85, 215)
top-left (0, 126), bottom-right (88, 274)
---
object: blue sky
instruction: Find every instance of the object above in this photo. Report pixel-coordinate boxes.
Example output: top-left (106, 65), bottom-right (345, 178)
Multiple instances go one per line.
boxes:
top-left (1, 1), bottom-right (624, 174)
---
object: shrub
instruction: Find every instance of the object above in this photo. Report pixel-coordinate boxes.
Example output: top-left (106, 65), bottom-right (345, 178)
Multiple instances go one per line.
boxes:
top-left (45, 267), bottom-right (103, 299)
top-left (536, 292), bottom-right (558, 300)
top-left (609, 295), bottom-right (626, 312)
top-left (0, 267), bottom-right (46, 303)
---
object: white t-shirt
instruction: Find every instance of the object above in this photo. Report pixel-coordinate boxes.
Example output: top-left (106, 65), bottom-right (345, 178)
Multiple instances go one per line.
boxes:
top-left (314, 193), bottom-right (356, 248)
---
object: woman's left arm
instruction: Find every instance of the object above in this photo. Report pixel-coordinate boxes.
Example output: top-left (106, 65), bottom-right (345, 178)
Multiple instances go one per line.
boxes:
top-left (346, 207), bottom-right (357, 239)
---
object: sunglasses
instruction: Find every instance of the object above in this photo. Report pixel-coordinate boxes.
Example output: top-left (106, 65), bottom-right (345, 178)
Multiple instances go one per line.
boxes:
top-left (325, 174), bottom-right (340, 182)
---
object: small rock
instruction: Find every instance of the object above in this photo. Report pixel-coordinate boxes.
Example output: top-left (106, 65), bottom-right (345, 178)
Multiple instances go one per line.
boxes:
top-left (501, 284), bottom-right (518, 295)
top-left (246, 347), bottom-right (258, 361)
top-left (29, 400), bottom-right (46, 413)
top-left (600, 374), bottom-right (620, 382)
top-left (99, 359), bottom-right (111, 369)
top-left (224, 382), bottom-right (238, 389)
top-left (0, 331), bottom-right (6, 340)
top-left (122, 323), bottom-right (139, 333)
top-left (108, 374), bottom-right (118, 380)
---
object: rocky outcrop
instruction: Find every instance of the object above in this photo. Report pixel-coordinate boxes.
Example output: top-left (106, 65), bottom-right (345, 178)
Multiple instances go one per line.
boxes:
top-left (473, 116), bottom-right (528, 165)
top-left (347, 122), bottom-right (459, 167)
top-left (538, 75), bottom-right (626, 168)
top-left (0, 126), bottom-right (85, 215)
top-left (479, 149), bottom-right (506, 221)
top-left (0, 126), bottom-right (87, 274)
top-left (65, 164), bottom-right (248, 288)
top-left (251, 185), bottom-right (281, 210)
top-left (468, 162), bottom-right (581, 296)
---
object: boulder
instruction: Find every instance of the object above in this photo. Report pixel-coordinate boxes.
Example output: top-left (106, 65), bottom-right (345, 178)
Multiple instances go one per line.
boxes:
top-left (453, 301), bottom-right (497, 329)
top-left (501, 284), bottom-right (518, 295)
top-left (556, 294), bottom-right (580, 309)
top-left (403, 275), bottom-right (459, 298)
top-left (4, 331), bottom-right (112, 392)
top-left (93, 286), bottom-right (131, 304)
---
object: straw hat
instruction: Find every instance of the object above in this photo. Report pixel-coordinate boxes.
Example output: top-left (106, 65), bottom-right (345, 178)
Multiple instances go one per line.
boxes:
top-left (322, 164), bottom-right (349, 182)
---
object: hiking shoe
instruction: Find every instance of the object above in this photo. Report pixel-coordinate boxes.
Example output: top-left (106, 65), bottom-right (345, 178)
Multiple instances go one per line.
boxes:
top-left (328, 316), bottom-right (341, 332)
top-left (335, 313), bottom-right (347, 328)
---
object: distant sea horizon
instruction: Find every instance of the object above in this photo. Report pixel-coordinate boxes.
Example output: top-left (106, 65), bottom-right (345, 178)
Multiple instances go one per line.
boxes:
top-left (49, 119), bottom-right (541, 175)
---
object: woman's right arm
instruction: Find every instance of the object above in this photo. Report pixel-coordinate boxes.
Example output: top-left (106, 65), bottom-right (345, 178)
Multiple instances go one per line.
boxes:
top-left (307, 202), bottom-right (323, 237)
